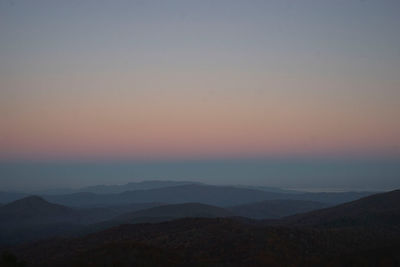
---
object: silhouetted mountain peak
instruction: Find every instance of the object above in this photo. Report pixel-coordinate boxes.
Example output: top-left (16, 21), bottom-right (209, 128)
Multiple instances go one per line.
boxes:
top-left (0, 195), bottom-right (71, 217)
top-left (4, 195), bottom-right (49, 208)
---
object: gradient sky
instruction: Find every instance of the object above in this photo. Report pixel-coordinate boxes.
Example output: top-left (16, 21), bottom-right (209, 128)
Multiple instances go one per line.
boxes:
top-left (1, 0), bottom-right (400, 161)
top-left (0, 1), bottom-right (400, 191)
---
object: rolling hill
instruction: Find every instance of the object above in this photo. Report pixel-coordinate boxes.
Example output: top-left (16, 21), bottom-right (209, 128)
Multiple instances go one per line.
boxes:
top-left (114, 203), bottom-right (233, 224)
top-left (0, 196), bottom-right (74, 225)
top-left (0, 196), bottom-right (84, 245)
top-left (229, 199), bottom-right (329, 219)
top-left (0, 196), bottom-right (136, 244)
top-left (283, 189), bottom-right (400, 229)
top-left (0, 195), bottom-right (131, 226)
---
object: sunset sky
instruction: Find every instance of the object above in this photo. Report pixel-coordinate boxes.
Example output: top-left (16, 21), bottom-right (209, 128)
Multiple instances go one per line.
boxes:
top-left (1, 0), bottom-right (400, 162)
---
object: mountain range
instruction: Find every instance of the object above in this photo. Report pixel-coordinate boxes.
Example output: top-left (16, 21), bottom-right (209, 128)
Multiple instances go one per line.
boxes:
top-left (39, 184), bottom-right (371, 208)
top-left (39, 180), bottom-right (201, 195)
top-left (0, 182), bottom-right (373, 208)
top-left (2, 181), bottom-right (398, 266)
top-left (7, 189), bottom-right (400, 266)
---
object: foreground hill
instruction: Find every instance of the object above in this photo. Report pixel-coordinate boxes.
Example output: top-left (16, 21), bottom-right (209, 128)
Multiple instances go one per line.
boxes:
top-left (229, 199), bottom-right (328, 219)
top-left (11, 217), bottom-right (400, 267)
top-left (43, 184), bottom-right (371, 207)
top-left (283, 189), bottom-right (400, 229)
top-left (114, 203), bottom-right (233, 224)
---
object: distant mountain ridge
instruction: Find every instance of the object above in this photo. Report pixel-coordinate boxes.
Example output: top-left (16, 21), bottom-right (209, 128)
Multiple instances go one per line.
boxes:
top-left (1, 182), bottom-right (374, 208)
top-left (114, 203), bottom-right (233, 224)
top-left (42, 184), bottom-right (373, 208)
top-left (33, 180), bottom-right (201, 195)
top-left (231, 185), bottom-right (302, 194)
top-left (0, 181), bottom-right (202, 200)
top-left (77, 180), bottom-right (201, 194)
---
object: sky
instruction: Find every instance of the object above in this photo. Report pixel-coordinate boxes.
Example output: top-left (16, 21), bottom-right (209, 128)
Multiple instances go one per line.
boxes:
top-left (0, 1), bottom-right (399, 191)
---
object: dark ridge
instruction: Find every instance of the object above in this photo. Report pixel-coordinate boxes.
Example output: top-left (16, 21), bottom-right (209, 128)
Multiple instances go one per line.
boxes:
top-left (282, 189), bottom-right (400, 228)
top-left (229, 199), bottom-right (329, 219)
top-left (1, 195), bottom-right (71, 214)
top-left (114, 202), bottom-right (233, 223)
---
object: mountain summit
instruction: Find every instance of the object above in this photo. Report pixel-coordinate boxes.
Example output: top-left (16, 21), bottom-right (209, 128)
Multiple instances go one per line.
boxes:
top-left (0, 195), bottom-right (72, 222)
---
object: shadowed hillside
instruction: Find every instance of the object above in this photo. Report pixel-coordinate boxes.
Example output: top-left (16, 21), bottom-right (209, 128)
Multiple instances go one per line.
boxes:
top-left (0, 196), bottom-right (74, 225)
top-left (229, 199), bottom-right (329, 219)
top-left (283, 189), bottom-right (400, 229)
top-left (0, 196), bottom-right (142, 245)
top-left (114, 203), bottom-right (233, 224)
